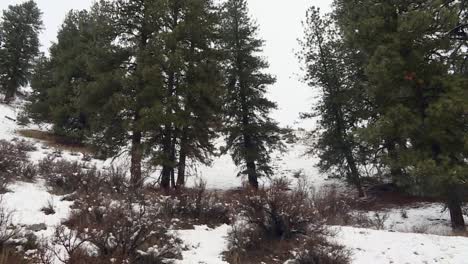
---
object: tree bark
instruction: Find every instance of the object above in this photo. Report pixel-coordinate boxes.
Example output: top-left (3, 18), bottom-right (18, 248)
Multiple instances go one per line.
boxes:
top-left (246, 159), bottom-right (259, 189)
top-left (177, 129), bottom-right (188, 188)
top-left (447, 185), bottom-right (466, 231)
top-left (345, 150), bottom-right (365, 197)
top-left (243, 132), bottom-right (259, 189)
top-left (160, 129), bottom-right (173, 189)
top-left (130, 130), bottom-right (143, 188)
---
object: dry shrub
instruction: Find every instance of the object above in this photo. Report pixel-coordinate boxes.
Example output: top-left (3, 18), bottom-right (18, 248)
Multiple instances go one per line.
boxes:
top-left (236, 179), bottom-right (323, 240)
top-left (157, 180), bottom-right (230, 227)
top-left (40, 157), bottom-right (130, 198)
top-left (291, 236), bottom-right (351, 264)
top-left (0, 140), bottom-right (36, 190)
top-left (60, 196), bottom-right (182, 264)
top-left (0, 201), bottom-right (18, 246)
top-left (39, 156), bottom-right (97, 195)
top-left (0, 247), bottom-right (30, 264)
top-left (226, 179), bottom-right (347, 264)
top-left (0, 201), bottom-right (39, 264)
top-left (312, 186), bottom-right (353, 225)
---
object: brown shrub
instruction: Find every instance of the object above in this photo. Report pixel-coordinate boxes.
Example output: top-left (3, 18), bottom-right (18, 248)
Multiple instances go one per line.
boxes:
top-left (0, 246), bottom-right (30, 264)
top-left (225, 180), bottom-right (352, 264)
top-left (157, 180), bottom-right (230, 228)
top-left (0, 140), bottom-right (36, 189)
top-left (236, 179), bottom-right (323, 240)
top-left (60, 196), bottom-right (182, 264)
top-left (312, 186), bottom-right (353, 225)
top-left (292, 236), bottom-right (351, 264)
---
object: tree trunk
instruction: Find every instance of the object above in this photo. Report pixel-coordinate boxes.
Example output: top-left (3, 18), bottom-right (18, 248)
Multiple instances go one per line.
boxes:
top-left (345, 150), bottom-right (365, 197)
top-left (161, 125), bottom-right (174, 189)
top-left (130, 130), bottom-right (143, 188)
top-left (177, 130), bottom-right (188, 188)
top-left (243, 131), bottom-right (259, 189)
top-left (3, 83), bottom-right (15, 104)
top-left (246, 160), bottom-right (259, 189)
top-left (447, 185), bottom-right (466, 231)
top-left (177, 153), bottom-right (186, 187)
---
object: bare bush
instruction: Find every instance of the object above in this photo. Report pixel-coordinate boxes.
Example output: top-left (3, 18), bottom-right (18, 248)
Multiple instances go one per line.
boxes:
top-left (312, 186), bottom-right (353, 225)
top-left (0, 201), bottom-right (18, 246)
top-left (154, 181), bottom-right (231, 228)
top-left (0, 246), bottom-right (30, 264)
top-left (40, 199), bottom-right (56, 216)
top-left (60, 197), bottom-right (182, 264)
top-left (225, 180), bottom-right (345, 263)
top-left (0, 140), bottom-right (36, 188)
top-left (39, 156), bottom-right (100, 195)
top-left (236, 180), bottom-right (323, 240)
top-left (291, 236), bottom-right (351, 264)
top-left (40, 158), bottom-right (131, 199)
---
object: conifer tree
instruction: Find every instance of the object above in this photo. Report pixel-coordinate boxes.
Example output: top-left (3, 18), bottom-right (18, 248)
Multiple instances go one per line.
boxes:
top-left (29, 9), bottom-right (101, 143)
top-left (30, 0), bottom-right (224, 190)
top-left (155, 0), bottom-right (223, 189)
top-left (334, 0), bottom-right (468, 230)
top-left (220, 0), bottom-right (283, 189)
top-left (300, 8), bottom-right (372, 197)
top-left (0, 0), bottom-right (42, 104)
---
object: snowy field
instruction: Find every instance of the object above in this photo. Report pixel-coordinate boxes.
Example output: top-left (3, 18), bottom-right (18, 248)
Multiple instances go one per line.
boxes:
top-left (1, 102), bottom-right (468, 264)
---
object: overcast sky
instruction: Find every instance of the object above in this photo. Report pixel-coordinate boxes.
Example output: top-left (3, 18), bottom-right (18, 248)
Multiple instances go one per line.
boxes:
top-left (0, 0), bottom-right (333, 128)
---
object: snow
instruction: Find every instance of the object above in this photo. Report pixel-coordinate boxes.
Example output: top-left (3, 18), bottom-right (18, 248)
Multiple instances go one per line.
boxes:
top-left (0, 103), bottom-right (19, 140)
top-left (1, 101), bottom-right (468, 264)
top-left (336, 226), bottom-right (468, 264)
top-left (366, 203), bottom-right (468, 235)
top-left (176, 225), bottom-right (230, 264)
top-left (2, 180), bottom-right (72, 229)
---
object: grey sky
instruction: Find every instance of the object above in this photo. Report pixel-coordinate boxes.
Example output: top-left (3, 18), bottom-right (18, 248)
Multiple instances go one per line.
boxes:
top-left (0, 0), bottom-right (333, 128)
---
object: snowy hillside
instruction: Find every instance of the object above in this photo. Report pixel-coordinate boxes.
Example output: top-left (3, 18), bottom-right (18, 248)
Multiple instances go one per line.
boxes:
top-left (1, 103), bottom-right (468, 264)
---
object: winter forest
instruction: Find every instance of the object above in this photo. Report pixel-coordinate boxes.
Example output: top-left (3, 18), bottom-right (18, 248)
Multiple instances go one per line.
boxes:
top-left (0, 0), bottom-right (467, 263)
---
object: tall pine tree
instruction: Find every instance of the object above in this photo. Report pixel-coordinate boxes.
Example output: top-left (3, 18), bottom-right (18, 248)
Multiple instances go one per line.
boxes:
top-left (0, 0), bottom-right (42, 104)
top-left (154, 0), bottom-right (223, 189)
top-left (221, 0), bottom-right (283, 189)
top-left (334, 0), bottom-right (468, 230)
top-left (300, 7), bottom-right (373, 197)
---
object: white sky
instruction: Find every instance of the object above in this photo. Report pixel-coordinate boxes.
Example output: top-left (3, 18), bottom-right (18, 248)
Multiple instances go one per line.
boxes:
top-left (0, 0), bottom-right (332, 128)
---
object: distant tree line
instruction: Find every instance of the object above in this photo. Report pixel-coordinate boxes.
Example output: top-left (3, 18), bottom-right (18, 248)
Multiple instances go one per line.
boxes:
top-left (301, 0), bottom-right (468, 231)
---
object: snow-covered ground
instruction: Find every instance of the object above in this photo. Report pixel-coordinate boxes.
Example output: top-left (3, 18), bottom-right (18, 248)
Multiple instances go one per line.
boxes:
top-left (1, 102), bottom-right (468, 264)
top-left (176, 225), bottom-right (230, 264)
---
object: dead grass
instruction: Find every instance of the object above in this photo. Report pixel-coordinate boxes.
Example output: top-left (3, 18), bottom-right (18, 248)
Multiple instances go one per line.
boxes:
top-left (16, 129), bottom-right (94, 155)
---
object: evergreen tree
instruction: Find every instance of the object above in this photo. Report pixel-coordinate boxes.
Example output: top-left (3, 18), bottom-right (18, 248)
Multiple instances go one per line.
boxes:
top-left (29, 9), bottom-right (101, 143)
top-left (30, 0), bottom-right (224, 190)
top-left (220, 0), bottom-right (283, 189)
top-left (154, 0), bottom-right (223, 189)
top-left (334, 0), bottom-right (468, 230)
top-left (0, 0), bottom-right (42, 103)
top-left (300, 8), bottom-right (372, 197)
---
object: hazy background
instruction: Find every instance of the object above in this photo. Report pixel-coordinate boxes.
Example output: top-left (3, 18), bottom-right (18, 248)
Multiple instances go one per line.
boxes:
top-left (0, 0), bottom-right (333, 128)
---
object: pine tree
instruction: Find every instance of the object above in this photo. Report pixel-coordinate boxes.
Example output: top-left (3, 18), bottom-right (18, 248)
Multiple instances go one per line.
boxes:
top-left (334, 0), bottom-right (468, 230)
top-left (300, 7), bottom-right (372, 197)
top-left (0, 0), bottom-right (42, 104)
top-left (29, 0), bottom-right (223, 190)
top-left (29, 9), bottom-right (101, 143)
top-left (155, 0), bottom-right (223, 189)
top-left (220, 0), bottom-right (283, 189)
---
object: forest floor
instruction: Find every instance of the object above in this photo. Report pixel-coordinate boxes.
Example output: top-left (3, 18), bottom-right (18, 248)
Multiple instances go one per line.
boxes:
top-left (1, 101), bottom-right (468, 264)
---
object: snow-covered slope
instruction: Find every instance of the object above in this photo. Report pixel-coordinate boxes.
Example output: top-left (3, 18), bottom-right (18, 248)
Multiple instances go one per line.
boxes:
top-left (1, 102), bottom-right (468, 264)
